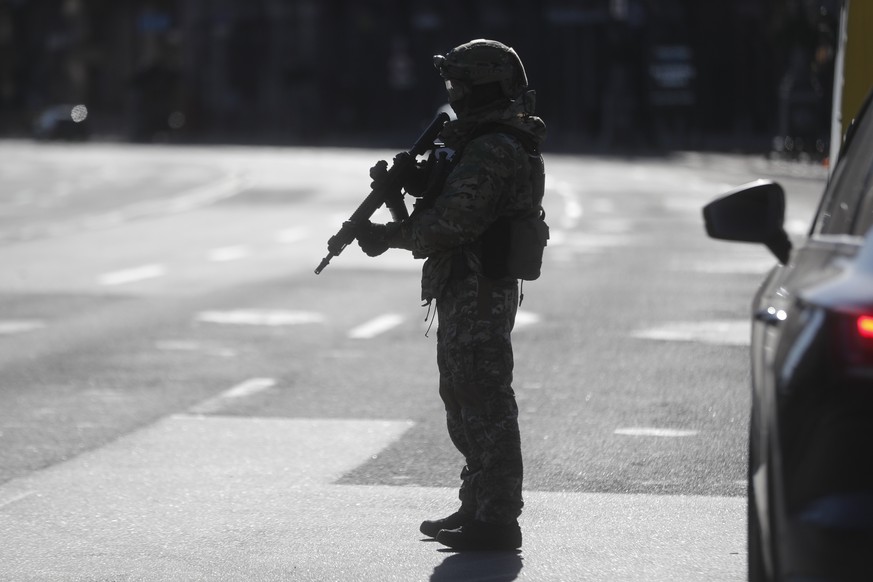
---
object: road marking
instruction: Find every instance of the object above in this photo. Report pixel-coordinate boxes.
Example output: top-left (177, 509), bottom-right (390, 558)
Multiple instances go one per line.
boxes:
top-left (195, 309), bottom-right (324, 326)
top-left (595, 217), bottom-right (634, 233)
top-left (155, 340), bottom-right (237, 358)
top-left (208, 245), bottom-right (249, 262)
top-left (0, 490), bottom-right (35, 510)
top-left (162, 173), bottom-right (249, 213)
top-left (591, 198), bottom-right (615, 213)
top-left (615, 427), bottom-right (699, 438)
top-left (0, 320), bottom-right (45, 335)
top-left (631, 320), bottom-right (750, 346)
top-left (681, 257), bottom-right (776, 274)
top-left (189, 378), bottom-right (277, 414)
top-left (27, 173), bottom-right (249, 241)
top-left (155, 339), bottom-right (201, 350)
top-left (0, 415), bottom-right (744, 581)
top-left (548, 231), bottom-right (634, 253)
top-left (548, 177), bottom-right (583, 229)
top-left (785, 219), bottom-right (809, 236)
top-left (98, 264), bottom-right (165, 286)
top-left (348, 314), bottom-right (404, 339)
top-left (275, 227), bottom-right (308, 244)
top-left (220, 378), bottom-right (276, 399)
top-left (515, 311), bottom-right (541, 329)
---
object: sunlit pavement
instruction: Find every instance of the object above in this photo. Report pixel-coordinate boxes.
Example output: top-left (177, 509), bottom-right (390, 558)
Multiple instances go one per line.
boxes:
top-left (0, 414), bottom-right (743, 581)
top-left (0, 141), bottom-right (825, 581)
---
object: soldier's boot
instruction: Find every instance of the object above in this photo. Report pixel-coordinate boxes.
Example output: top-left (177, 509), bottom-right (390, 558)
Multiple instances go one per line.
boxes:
top-left (419, 509), bottom-right (474, 538)
top-left (435, 519), bottom-right (522, 551)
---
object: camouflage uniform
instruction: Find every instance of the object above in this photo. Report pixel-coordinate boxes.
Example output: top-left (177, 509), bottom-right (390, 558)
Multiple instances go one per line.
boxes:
top-left (395, 97), bottom-right (546, 526)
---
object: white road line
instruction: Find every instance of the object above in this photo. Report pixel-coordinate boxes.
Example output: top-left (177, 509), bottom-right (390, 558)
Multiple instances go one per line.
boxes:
top-left (195, 309), bottom-right (324, 326)
top-left (548, 231), bottom-right (634, 253)
top-left (98, 264), bottom-right (165, 286)
top-left (162, 173), bottom-right (249, 213)
top-left (515, 311), bottom-right (541, 329)
top-left (680, 257), bottom-right (776, 274)
top-left (154, 340), bottom-right (237, 358)
top-left (221, 378), bottom-right (277, 399)
top-left (785, 218), bottom-right (810, 236)
top-left (615, 427), bottom-right (699, 438)
top-left (631, 320), bottom-right (750, 346)
top-left (154, 340), bottom-right (201, 351)
top-left (548, 177), bottom-right (583, 230)
top-left (37, 173), bottom-right (250, 240)
top-left (275, 227), bottom-right (308, 244)
top-left (594, 217), bottom-right (634, 234)
top-left (591, 198), bottom-right (615, 213)
top-left (348, 314), bottom-right (404, 339)
top-left (189, 378), bottom-right (277, 415)
top-left (0, 490), bottom-right (35, 510)
top-left (0, 320), bottom-right (45, 335)
top-left (208, 245), bottom-right (249, 262)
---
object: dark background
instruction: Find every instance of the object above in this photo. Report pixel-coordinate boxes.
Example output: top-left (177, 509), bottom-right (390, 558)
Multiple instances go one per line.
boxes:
top-left (0, 0), bottom-right (840, 155)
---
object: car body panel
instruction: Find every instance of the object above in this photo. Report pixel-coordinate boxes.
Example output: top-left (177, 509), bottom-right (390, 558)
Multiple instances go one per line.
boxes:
top-left (705, 90), bottom-right (873, 581)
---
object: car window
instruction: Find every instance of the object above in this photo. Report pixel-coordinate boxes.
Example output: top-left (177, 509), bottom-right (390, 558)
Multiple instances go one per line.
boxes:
top-left (852, 172), bottom-right (873, 236)
top-left (813, 100), bottom-right (873, 237)
top-left (851, 105), bottom-right (873, 235)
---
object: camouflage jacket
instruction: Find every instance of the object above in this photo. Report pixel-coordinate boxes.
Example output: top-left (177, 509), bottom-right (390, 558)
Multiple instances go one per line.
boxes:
top-left (396, 100), bottom-right (547, 302)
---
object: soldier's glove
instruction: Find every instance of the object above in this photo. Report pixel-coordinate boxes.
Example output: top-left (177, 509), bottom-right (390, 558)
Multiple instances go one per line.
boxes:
top-left (369, 160), bottom-right (390, 190)
top-left (395, 152), bottom-right (431, 197)
top-left (368, 153), bottom-right (430, 197)
top-left (353, 221), bottom-right (401, 257)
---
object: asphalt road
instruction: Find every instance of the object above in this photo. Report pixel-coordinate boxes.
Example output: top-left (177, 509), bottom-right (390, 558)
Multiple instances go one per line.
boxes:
top-left (0, 139), bottom-right (827, 581)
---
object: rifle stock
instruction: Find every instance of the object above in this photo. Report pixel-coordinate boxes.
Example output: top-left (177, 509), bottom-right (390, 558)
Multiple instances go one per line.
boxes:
top-left (315, 112), bottom-right (449, 274)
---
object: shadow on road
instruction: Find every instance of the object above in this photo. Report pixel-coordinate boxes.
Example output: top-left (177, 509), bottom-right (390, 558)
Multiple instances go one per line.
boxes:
top-left (430, 549), bottom-right (523, 581)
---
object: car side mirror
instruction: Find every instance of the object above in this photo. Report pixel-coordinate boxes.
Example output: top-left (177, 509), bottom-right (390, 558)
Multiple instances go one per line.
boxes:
top-left (702, 180), bottom-right (793, 264)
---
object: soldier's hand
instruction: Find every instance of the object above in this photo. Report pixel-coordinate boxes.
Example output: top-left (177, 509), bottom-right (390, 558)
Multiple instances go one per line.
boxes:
top-left (354, 221), bottom-right (401, 257)
top-left (400, 152), bottom-right (433, 198)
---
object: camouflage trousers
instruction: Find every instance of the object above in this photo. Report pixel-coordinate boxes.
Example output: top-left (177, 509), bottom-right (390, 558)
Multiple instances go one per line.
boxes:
top-left (436, 272), bottom-right (523, 525)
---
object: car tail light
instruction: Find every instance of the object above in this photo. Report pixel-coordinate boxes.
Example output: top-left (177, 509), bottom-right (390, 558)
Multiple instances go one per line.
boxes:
top-left (833, 310), bottom-right (873, 367)
top-left (858, 315), bottom-right (873, 339)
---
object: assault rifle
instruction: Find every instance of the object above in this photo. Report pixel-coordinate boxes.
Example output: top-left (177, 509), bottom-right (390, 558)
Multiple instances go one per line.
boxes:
top-left (314, 112), bottom-right (450, 275)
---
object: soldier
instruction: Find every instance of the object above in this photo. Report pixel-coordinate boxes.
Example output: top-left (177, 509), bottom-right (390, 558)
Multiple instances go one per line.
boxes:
top-left (356, 39), bottom-right (547, 551)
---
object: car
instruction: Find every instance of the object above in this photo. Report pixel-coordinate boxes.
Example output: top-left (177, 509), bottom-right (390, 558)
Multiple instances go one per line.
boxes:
top-left (703, 90), bottom-right (873, 581)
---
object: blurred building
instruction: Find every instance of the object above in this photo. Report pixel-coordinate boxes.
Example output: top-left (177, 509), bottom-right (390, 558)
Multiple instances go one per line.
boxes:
top-left (0, 0), bottom-right (840, 154)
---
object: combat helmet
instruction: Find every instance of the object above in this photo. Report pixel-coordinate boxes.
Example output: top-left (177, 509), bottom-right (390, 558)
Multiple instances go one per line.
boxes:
top-left (433, 39), bottom-right (528, 104)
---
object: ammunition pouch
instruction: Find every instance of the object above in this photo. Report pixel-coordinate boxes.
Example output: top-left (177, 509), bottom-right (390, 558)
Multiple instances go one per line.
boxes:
top-left (481, 209), bottom-right (549, 280)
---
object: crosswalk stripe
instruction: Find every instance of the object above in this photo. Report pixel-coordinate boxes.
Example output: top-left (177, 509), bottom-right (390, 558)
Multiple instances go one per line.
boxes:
top-left (0, 415), bottom-right (745, 581)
